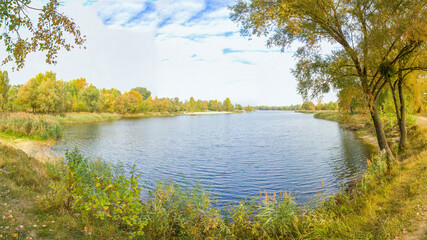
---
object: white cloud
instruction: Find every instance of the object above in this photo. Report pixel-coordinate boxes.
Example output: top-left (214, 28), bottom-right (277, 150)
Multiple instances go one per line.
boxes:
top-left (2, 0), bottom-right (337, 106)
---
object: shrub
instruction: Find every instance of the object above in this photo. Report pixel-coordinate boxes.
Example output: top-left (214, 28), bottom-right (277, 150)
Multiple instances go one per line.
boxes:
top-left (46, 149), bottom-right (147, 238)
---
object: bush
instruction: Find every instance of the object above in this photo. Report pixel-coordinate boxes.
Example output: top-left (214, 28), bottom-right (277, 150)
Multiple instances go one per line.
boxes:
top-left (46, 149), bottom-right (147, 238)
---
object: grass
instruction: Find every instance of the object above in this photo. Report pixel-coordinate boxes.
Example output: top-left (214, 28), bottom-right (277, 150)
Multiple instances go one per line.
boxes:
top-left (0, 112), bottom-right (181, 142)
top-left (0, 111), bottom-right (425, 239)
top-left (51, 112), bottom-right (121, 124)
top-left (0, 113), bottom-right (63, 141)
top-left (0, 139), bottom-right (425, 239)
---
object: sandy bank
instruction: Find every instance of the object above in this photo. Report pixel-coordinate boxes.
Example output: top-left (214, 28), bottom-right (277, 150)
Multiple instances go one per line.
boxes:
top-left (0, 138), bottom-right (59, 162)
top-left (185, 111), bottom-right (232, 115)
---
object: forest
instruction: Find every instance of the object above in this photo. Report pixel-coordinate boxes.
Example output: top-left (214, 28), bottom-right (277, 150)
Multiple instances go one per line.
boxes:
top-left (0, 71), bottom-right (252, 114)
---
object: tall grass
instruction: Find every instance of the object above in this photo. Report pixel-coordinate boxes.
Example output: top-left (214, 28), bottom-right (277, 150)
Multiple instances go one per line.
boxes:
top-left (36, 147), bottom-right (424, 239)
top-left (0, 113), bottom-right (62, 140)
top-left (51, 112), bottom-right (121, 124)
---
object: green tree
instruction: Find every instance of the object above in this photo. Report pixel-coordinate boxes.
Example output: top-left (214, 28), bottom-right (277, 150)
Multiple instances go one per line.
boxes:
top-left (123, 90), bottom-right (143, 113)
top-left (17, 78), bottom-right (39, 113)
top-left (98, 92), bottom-right (117, 113)
top-left (131, 87), bottom-right (151, 100)
top-left (79, 84), bottom-right (99, 112)
top-left (222, 98), bottom-right (234, 111)
top-left (0, 71), bottom-right (9, 111)
top-left (0, 0), bottom-right (85, 70)
top-left (301, 101), bottom-right (315, 110)
top-left (37, 75), bottom-right (61, 113)
top-left (6, 85), bottom-right (19, 112)
top-left (244, 105), bottom-right (253, 112)
top-left (230, 0), bottom-right (426, 161)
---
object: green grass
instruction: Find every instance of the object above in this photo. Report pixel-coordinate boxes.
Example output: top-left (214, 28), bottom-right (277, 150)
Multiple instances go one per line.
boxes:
top-left (51, 112), bottom-right (121, 124)
top-left (0, 143), bottom-right (425, 239)
top-left (0, 113), bottom-right (63, 141)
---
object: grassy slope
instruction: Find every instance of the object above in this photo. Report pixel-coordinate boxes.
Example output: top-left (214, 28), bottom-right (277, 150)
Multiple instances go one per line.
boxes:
top-left (0, 145), bottom-right (128, 239)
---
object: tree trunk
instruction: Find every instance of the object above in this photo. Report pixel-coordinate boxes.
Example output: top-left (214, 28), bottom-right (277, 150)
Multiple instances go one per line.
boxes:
top-left (368, 101), bottom-right (395, 168)
top-left (398, 80), bottom-right (407, 151)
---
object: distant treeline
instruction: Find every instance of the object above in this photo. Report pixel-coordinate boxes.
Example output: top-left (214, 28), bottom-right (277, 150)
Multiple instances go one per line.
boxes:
top-left (0, 71), bottom-right (253, 114)
top-left (254, 101), bottom-right (338, 111)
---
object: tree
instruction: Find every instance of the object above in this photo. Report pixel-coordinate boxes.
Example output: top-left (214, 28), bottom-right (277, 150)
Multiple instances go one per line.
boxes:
top-left (17, 77), bottom-right (39, 112)
top-left (230, 0), bottom-right (426, 162)
top-left (301, 101), bottom-right (315, 110)
top-left (244, 105), bottom-right (253, 112)
top-left (123, 90), bottom-right (142, 113)
top-left (37, 74), bottom-right (61, 113)
top-left (131, 87), bottom-right (151, 100)
top-left (1, 0), bottom-right (85, 70)
top-left (0, 71), bottom-right (9, 111)
top-left (79, 84), bottom-right (99, 112)
top-left (6, 85), bottom-right (19, 112)
top-left (385, 51), bottom-right (426, 151)
top-left (222, 98), bottom-right (234, 111)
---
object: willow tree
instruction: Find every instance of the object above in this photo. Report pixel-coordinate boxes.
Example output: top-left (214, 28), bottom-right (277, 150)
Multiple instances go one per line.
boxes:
top-left (386, 49), bottom-right (426, 151)
top-left (230, 0), bottom-right (426, 161)
top-left (1, 0), bottom-right (85, 70)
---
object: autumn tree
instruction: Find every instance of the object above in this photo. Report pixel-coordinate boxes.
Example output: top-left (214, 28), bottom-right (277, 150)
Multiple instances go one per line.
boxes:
top-left (0, 71), bottom-right (9, 111)
top-left (79, 84), bottom-right (99, 112)
top-left (123, 90), bottom-right (142, 113)
top-left (385, 50), bottom-right (426, 151)
top-left (244, 105), bottom-right (253, 112)
top-left (222, 98), bottom-right (234, 111)
top-left (230, 0), bottom-right (426, 161)
top-left (131, 87), bottom-right (151, 100)
top-left (17, 78), bottom-right (39, 112)
top-left (98, 89), bottom-right (119, 113)
top-left (208, 100), bottom-right (222, 111)
top-left (6, 85), bottom-right (19, 112)
top-left (37, 73), bottom-right (61, 113)
top-left (0, 0), bottom-right (85, 70)
top-left (301, 101), bottom-right (315, 110)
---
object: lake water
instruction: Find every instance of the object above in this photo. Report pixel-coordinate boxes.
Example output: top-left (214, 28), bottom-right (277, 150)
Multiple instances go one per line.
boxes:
top-left (52, 111), bottom-right (372, 205)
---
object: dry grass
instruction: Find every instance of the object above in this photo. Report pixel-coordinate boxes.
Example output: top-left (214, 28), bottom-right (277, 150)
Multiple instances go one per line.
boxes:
top-left (0, 113), bottom-right (62, 140)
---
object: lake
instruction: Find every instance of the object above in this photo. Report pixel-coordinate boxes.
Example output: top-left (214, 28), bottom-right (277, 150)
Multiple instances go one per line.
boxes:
top-left (52, 111), bottom-right (372, 205)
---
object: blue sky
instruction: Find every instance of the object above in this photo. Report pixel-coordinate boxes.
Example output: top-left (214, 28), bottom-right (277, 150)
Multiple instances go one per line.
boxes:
top-left (4, 0), bottom-right (337, 106)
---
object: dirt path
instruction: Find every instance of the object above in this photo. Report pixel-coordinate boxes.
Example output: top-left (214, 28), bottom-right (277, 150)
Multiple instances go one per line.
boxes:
top-left (416, 116), bottom-right (427, 126)
top-left (399, 204), bottom-right (427, 240)
top-left (398, 114), bottom-right (427, 240)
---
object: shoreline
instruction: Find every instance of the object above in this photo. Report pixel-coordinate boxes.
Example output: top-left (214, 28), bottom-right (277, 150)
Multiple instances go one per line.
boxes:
top-left (0, 111), bottom-right (242, 162)
top-left (0, 110), bottom-right (425, 239)
top-left (184, 111), bottom-right (233, 115)
top-left (296, 110), bottom-right (379, 149)
top-left (0, 137), bottom-right (59, 163)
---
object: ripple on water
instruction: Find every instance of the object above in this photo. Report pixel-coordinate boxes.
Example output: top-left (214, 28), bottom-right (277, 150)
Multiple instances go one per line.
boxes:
top-left (52, 111), bottom-right (371, 205)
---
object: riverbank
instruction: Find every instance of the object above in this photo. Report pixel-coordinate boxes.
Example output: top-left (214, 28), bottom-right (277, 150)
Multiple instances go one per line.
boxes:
top-left (0, 111), bottom-right (425, 239)
top-left (185, 111), bottom-right (233, 115)
top-left (296, 110), bottom-right (379, 149)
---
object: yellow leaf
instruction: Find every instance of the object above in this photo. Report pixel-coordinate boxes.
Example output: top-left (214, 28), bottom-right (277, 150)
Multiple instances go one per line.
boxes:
top-left (103, 206), bottom-right (109, 211)
top-left (12, 233), bottom-right (18, 238)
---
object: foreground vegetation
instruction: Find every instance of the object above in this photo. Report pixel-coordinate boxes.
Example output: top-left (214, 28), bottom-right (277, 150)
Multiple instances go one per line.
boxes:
top-left (0, 118), bottom-right (425, 239)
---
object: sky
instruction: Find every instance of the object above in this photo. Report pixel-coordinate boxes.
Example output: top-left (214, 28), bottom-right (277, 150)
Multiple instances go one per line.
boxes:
top-left (3, 0), bottom-right (337, 106)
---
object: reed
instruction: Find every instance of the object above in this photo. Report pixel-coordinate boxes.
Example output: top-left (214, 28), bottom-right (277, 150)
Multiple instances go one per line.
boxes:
top-left (0, 113), bottom-right (62, 140)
